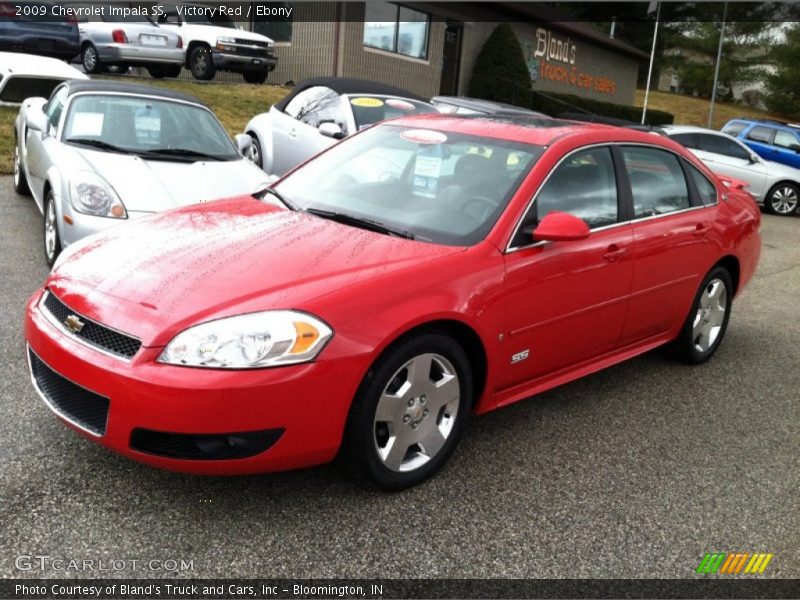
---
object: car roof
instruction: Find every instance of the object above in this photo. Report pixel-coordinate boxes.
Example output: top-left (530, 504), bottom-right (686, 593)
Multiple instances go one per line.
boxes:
top-left (661, 125), bottom-right (728, 135)
top-left (64, 80), bottom-right (206, 106)
top-left (274, 77), bottom-right (426, 112)
top-left (0, 52), bottom-right (88, 80)
top-left (431, 96), bottom-right (547, 116)
top-left (726, 117), bottom-right (800, 130)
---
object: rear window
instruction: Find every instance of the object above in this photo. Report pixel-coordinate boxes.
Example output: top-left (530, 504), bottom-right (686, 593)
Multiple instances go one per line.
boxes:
top-left (0, 77), bottom-right (66, 103)
top-left (746, 126), bottom-right (774, 143)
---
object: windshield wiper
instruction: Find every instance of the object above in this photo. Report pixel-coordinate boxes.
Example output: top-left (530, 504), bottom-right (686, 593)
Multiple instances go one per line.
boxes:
top-left (259, 187), bottom-right (297, 211)
top-left (140, 148), bottom-right (226, 161)
top-left (66, 138), bottom-right (130, 153)
top-left (305, 208), bottom-right (414, 240)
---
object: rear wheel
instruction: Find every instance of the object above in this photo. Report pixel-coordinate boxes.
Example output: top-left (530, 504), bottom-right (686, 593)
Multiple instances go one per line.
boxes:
top-left (43, 191), bottom-right (61, 267)
top-left (765, 182), bottom-right (799, 215)
top-left (338, 333), bottom-right (472, 490)
top-left (148, 64), bottom-right (182, 78)
top-left (81, 43), bottom-right (102, 74)
top-left (243, 70), bottom-right (268, 84)
top-left (673, 267), bottom-right (733, 364)
top-left (189, 45), bottom-right (215, 80)
top-left (13, 141), bottom-right (30, 196)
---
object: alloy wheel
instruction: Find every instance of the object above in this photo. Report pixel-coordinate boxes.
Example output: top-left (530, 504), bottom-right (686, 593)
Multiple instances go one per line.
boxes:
top-left (83, 46), bottom-right (97, 72)
top-left (45, 200), bottom-right (57, 261)
top-left (13, 145), bottom-right (20, 186)
top-left (373, 353), bottom-right (460, 472)
top-left (770, 186), bottom-right (798, 215)
top-left (245, 140), bottom-right (260, 166)
top-left (692, 278), bottom-right (727, 353)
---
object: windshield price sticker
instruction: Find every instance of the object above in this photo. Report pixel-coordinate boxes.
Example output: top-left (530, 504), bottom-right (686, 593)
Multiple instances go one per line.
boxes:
top-left (350, 97), bottom-right (384, 108)
top-left (68, 113), bottom-right (104, 138)
top-left (400, 129), bottom-right (447, 144)
top-left (414, 155), bottom-right (442, 178)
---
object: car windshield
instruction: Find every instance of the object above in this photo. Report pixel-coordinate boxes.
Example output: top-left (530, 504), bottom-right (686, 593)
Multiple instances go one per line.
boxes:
top-left (62, 94), bottom-right (239, 161)
top-left (347, 96), bottom-right (438, 130)
top-left (275, 123), bottom-right (543, 246)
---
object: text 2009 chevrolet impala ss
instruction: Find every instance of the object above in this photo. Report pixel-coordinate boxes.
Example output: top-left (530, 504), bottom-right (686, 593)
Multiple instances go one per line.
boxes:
top-left (24, 115), bottom-right (761, 490)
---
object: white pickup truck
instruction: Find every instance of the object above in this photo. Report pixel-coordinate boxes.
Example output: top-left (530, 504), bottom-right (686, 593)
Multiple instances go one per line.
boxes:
top-left (156, 2), bottom-right (277, 83)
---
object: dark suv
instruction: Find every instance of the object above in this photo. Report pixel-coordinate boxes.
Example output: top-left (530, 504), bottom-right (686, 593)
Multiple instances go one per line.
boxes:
top-left (0, 1), bottom-right (80, 61)
top-left (722, 118), bottom-right (800, 170)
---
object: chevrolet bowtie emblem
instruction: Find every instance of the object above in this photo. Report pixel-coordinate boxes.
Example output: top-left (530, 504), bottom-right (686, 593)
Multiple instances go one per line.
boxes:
top-left (64, 314), bottom-right (85, 333)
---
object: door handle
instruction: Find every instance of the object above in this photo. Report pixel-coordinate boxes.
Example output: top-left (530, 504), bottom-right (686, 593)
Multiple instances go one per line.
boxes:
top-left (602, 244), bottom-right (628, 262)
top-left (692, 223), bottom-right (708, 238)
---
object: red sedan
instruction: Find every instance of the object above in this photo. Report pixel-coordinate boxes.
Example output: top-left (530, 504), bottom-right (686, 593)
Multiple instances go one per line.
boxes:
top-left (24, 115), bottom-right (761, 490)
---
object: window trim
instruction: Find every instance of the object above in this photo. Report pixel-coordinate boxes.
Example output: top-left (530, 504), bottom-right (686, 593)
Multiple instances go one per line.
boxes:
top-left (505, 142), bottom-right (716, 254)
top-left (362, 2), bottom-right (431, 61)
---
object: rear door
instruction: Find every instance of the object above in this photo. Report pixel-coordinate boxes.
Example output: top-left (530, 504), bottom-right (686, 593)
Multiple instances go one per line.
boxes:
top-left (771, 129), bottom-right (800, 169)
top-left (743, 125), bottom-right (776, 160)
top-left (618, 145), bottom-right (717, 346)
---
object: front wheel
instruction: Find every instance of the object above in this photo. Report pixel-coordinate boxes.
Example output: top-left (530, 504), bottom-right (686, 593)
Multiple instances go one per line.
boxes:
top-left (243, 70), bottom-right (268, 84)
top-left (765, 182), bottom-right (799, 216)
top-left (13, 141), bottom-right (31, 196)
top-left (43, 192), bottom-right (62, 267)
top-left (189, 46), bottom-right (215, 80)
top-left (245, 134), bottom-right (262, 168)
top-left (672, 267), bottom-right (733, 364)
top-left (338, 333), bottom-right (472, 490)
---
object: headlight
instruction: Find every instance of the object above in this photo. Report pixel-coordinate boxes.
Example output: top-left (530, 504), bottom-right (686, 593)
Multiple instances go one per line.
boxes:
top-left (217, 36), bottom-right (236, 44)
top-left (68, 171), bottom-right (127, 218)
top-left (158, 310), bottom-right (333, 369)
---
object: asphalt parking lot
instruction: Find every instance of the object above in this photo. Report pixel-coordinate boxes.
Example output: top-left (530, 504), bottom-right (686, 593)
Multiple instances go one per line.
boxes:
top-left (0, 175), bottom-right (797, 579)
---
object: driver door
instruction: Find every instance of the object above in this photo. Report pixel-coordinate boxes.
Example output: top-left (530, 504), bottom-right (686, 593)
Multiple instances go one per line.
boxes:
top-left (498, 146), bottom-right (633, 391)
top-left (25, 85), bottom-right (68, 208)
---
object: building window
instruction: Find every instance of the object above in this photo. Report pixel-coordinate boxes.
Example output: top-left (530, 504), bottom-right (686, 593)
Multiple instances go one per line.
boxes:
top-left (363, 1), bottom-right (429, 60)
top-left (252, 2), bottom-right (293, 43)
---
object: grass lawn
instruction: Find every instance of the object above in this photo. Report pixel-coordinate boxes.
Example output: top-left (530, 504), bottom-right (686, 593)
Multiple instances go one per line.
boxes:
top-left (1, 76), bottom-right (290, 176)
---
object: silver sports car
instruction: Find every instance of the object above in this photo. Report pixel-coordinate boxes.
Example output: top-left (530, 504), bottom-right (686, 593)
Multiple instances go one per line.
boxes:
top-left (243, 77), bottom-right (436, 176)
top-left (14, 79), bottom-right (271, 265)
top-left (661, 124), bottom-right (800, 216)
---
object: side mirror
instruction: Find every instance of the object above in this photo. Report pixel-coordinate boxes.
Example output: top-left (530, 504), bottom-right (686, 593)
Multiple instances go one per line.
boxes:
top-left (790, 144), bottom-right (800, 153)
top-left (318, 121), bottom-right (344, 140)
top-left (234, 133), bottom-right (253, 157)
top-left (748, 153), bottom-right (760, 163)
top-left (533, 211), bottom-right (590, 242)
top-left (26, 106), bottom-right (50, 135)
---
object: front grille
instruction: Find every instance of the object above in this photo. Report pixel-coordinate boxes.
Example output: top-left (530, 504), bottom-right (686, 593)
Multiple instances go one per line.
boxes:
top-left (29, 349), bottom-right (110, 436)
top-left (42, 291), bottom-right (142, 360)
top-left (234, 38), bottom-right (270, 48)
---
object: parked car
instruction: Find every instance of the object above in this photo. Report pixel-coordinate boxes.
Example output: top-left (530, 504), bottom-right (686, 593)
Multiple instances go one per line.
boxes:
top-left (0, 1), bottom-right (80, 61)
top-left (243, 77), bottom-right (437, 175)
top-left (0, 51), bottom-right (86, 105)
top-left (14, 79), bottom-right (270, 265)
top-left (662, 124), bottom-right (800, 216)
top-left (24, 115), bottom-right (761, 490)
top-left (432, 95), bottom-right (549, 117)
top-left (155, 2), bottom-right (276, 83)
top-left (722, 118), bottom-right (800, 171)
top-left (72, 3), bottom-right (184, 78)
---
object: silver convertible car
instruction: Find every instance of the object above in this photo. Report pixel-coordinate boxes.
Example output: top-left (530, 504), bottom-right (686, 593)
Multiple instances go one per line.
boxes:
top-left (243, 77), bottom-right (436, 176)
top-left (14, 80), bottom-right (271, 265)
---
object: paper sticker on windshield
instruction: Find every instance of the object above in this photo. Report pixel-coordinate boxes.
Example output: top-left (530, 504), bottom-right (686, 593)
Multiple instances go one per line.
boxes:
top-left (135, 106), bottom-right (161, 144)
top-left (400, 129), bottom-right (447, 144)
top-left (68, 113), bottom-right (104, 137)
top-left (350, 97), bottom-right (384, 108)
top-left (414, 155), bottom-right (441, 178)
top-left (386, 98), bottom-right (416, 111)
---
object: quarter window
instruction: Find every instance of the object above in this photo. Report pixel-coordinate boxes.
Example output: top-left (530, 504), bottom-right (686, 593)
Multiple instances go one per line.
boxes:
top-left (773, 130), bottom-right (799, 149)
top-left (622, 147), bottom-right (690, 218)
top-left (685, 163), bottom-right (718, 206)
top-left (746, 126), bottom-right (773, 143)
top-left (363, 1), bottom-right (430, 60)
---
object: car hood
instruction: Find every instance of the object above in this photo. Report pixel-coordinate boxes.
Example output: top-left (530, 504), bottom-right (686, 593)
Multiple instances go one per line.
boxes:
top-left (180, 24), bottom-right (273, 44)
top-left (47, 197), bottom-right (463, 347)
top-left (72, 148), bottom-right (270, 212)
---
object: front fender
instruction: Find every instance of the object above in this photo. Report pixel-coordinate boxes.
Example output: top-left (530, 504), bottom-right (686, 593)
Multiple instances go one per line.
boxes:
top-left (246, 113), bottom-right (275, 174)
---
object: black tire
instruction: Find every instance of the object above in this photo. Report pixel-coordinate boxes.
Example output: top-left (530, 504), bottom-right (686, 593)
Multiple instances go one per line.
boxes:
top-left (243, 70), bottom-right (268, 84)
top-left (147, 65), bottom-right (167, 79)
top-left (764, 182), bottom-right (799, 216)
top-left (338, 332), bottom-right (473, 491)
top-left (189, 45), bottom-right (215, 81)
top-left (165, 64), bottom-right (182, 78)
top-left (81, 43), bottom-right (103, 74)
top-left (246, 134), bottom-right (263, 168)
top-left (13, 139), bottom-right (31, 196)
top-left (672, 267), bottom-right (733, 364)
top-left (43, 191), bottom-right (61, 267)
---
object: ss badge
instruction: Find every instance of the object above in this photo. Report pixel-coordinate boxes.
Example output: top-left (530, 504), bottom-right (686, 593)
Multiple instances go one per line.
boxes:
top-left (510, 349), bottom-right (529, 364)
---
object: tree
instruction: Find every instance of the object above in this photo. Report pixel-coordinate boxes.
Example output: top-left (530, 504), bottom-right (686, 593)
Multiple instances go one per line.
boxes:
top-left (765, 24), bottom-right (800, 117)
top-left (468, 23), bottom-right (533, 108)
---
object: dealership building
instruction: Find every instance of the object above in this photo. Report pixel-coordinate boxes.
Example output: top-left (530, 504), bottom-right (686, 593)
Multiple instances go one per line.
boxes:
top-left (236, 2), bottom-right (646, 105)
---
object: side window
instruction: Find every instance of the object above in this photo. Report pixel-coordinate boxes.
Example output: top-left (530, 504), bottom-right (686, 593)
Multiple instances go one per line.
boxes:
top-left (746, 126), bottom-right (773, 143)
top-left (534, 147), bottom-right (618, 229)
top-left (773, 130), bottom-right (799, 149)
top-left (284, 87), bottom-right (347, 132)
top-left (44, 86), bottom-right (68, 131)
top-left (622, 147), bottom-right (690, 218)
top-left (669, 133), bottom-right (698, 149)
top-left (685, 163), bottom-right (718, 206)
top-left (696, 134), bottom-right (750, 160)
top-left (722, 121), bottom-right (747, 137)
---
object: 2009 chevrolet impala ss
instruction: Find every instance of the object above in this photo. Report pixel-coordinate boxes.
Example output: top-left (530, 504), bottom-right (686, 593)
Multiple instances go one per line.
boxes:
top-left (25, 115), bottom-right (761, 490)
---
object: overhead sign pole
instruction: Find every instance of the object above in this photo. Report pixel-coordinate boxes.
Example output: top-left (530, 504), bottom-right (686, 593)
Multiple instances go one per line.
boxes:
top-left (641, 1), bottom-right (661, 125)
top-left (708, 1), bottom-right (728, 128)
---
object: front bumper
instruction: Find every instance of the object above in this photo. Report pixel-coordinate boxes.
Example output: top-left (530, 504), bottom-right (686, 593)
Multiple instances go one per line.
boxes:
top-left (97, 44), bottom-right (184, 66)
top-left (58, 201), bottom-right (150, 249)
top-left (211, 49), bottom-right (277, 72)
top-left (24, 289), bottom-right (366, 475)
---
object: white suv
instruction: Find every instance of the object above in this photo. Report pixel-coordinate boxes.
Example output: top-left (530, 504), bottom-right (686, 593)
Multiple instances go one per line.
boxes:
top-left (157, 2), bottom-right (277, 83)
